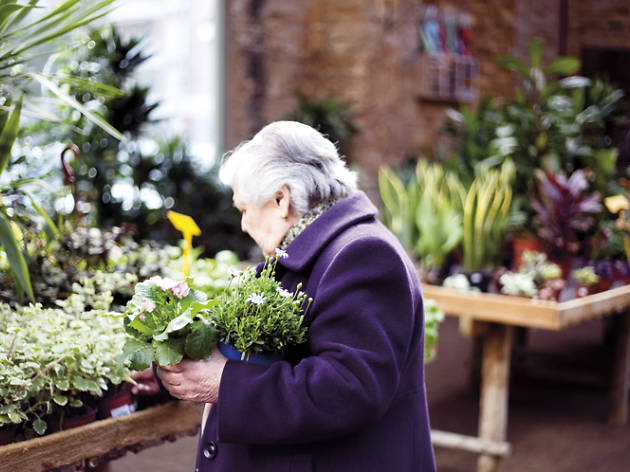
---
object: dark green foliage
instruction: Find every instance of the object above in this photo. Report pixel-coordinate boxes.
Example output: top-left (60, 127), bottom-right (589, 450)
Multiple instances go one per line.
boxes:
top-left (25, 25), bottom-right (252, 258)
top-left (286, 93), bottom-right (358, 159)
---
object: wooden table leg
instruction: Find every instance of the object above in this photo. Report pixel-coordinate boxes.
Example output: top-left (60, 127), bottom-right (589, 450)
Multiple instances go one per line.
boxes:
top-left (608, 312), bottom-right (630, 425)
top-left (477, 323), bottom-right (513, 472)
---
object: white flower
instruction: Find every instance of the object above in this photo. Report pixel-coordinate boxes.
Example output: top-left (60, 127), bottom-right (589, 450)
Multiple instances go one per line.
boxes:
top-left (277, 287), bottom-right (292, 298)
top-left (228, 267), bottom-right (242, 278)
top-left (247, 293), bottom-right (266, 306)
top-left (275, 248), bottom-right (289, 259)
top-left (149, 276), bottom-right (176, 291)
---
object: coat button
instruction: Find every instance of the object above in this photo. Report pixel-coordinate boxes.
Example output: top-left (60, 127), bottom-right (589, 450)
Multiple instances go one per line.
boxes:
top-left (202, 441), bottom-right (218, 460)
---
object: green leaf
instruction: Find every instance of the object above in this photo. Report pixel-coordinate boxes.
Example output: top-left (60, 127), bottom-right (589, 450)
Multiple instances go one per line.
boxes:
top-left (0, 95), bottom-right (21, 177)
top-left (7, 409), bottom-right (21, 424)
top-left (28, 72), bottom-right (126, 142)
top-left (72, 376), bottom-right (90, 391)
top-left (495, 56), bottom-right (529, 77)
top-left (161, 311), bottom-right (193, 337)
top-left (529, 38), bottom-right (543, 68)
top-left (69, 398), bottom-right (83, 408)
top-left (53, 395), bottom-right (68, 406)
top-left (185, 321), bottom-right (218, 360)
top-left (0, 4), bottom-right (25, 33)
top-left (544, 57), bottom-right (580, 76)
top-left (56, 75), bottom-right (125, 98)
top-left (128, 315), bottom-right (153, 336)
top-left (154, 338), bottom-right (184, 366)
top-left (55, 378), bottom-right (70, 390)
top-left (25, 192), bottom-right (60, 237)
top-left (123, 338), bottom-right (154, 371)
top-left (33, 418), bottom-right (47, 435)
top-left (0, 212), bottom-right (34, 302)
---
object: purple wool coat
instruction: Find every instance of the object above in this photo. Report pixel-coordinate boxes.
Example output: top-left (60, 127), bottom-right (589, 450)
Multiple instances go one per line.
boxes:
top-left (196, 191), bottom-right (436, 471)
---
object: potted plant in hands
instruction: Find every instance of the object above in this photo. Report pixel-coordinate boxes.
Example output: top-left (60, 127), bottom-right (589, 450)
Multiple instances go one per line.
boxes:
top-left (210, 251), bottom-right (311, 367)
top-left (121, 277), bottom-right (218, 371)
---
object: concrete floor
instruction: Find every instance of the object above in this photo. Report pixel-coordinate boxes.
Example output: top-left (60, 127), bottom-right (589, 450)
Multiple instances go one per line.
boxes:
top-left (106, 315), bottom-right (630, 471)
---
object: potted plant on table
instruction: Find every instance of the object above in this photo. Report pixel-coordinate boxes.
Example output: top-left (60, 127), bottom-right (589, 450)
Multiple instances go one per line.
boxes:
top-left (572, 267), bottom-right (601, 297)
top-left (531, 169), bottom-right (602, 277)
top-left (210, 252), bottom-right (311, 366)
top-left (461, 160), bottom-right (515, 291)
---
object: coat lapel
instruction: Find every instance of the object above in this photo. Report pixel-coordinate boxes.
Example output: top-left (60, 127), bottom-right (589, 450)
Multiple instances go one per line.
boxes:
top-left (279, 192), bottom-right (378, 272)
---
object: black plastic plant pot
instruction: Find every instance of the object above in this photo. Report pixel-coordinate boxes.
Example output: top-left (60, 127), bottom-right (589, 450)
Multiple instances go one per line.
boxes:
top-left (0, 424), bottom-right (17, 446)
top-left (466, 270), bottom-right (493, 292)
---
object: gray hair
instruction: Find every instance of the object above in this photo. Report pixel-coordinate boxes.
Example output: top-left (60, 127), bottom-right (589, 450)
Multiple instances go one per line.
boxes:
top-left (219, 121), bottom-right (358, 214)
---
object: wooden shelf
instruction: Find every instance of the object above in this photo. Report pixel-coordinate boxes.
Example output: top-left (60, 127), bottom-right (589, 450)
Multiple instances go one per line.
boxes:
top-left (0, 401), bottom-right (202, 472)
top-left (423, 284), bottom-right (630, 330)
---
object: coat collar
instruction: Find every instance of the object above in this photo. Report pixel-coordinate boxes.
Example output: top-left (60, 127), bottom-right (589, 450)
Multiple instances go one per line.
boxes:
top-left (278, 191), bottom-right (377, 271)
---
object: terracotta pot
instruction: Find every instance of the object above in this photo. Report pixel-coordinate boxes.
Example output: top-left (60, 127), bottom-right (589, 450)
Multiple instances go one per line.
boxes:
top-left (512, 236), bottom-right (542, 270)
top-left (0, 425), bottom-right (16, 446)
top-left (98, 389), bottom-right (136, 419)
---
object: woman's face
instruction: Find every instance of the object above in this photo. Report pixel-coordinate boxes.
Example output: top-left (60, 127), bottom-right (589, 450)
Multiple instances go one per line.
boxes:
top-left (233, 185), bottom-right (298, 257)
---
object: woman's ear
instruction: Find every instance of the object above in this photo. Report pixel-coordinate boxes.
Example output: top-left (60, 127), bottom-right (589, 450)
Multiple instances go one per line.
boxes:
top-left (275, 185), bottom-right (291, 218)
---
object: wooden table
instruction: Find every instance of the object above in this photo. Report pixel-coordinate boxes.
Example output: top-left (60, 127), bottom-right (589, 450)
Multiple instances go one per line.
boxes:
top-left (423, 284), bottom-right (630, 472)
top-left (0, 401), bottom-right (202, 472)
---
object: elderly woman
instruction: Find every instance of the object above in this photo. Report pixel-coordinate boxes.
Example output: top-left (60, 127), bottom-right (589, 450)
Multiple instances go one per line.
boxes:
top-left (132, 121), bottom-right (436, 471)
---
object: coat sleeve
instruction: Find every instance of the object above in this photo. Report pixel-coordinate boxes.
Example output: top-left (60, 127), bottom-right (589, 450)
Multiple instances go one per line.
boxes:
top-left (216, 237), bottom-right (421, 445)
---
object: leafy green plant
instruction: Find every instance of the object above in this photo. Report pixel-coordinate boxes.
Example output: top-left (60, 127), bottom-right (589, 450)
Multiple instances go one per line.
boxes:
top-left (498, 271), bottom-right (538, 298)
top-left (379, 159), bottom-right (464, 279)
top-left (211, 252), bottom-right (311, 359)
top-left (493, 38), bottom-right (625, 201)
top-left (462, 160), bottom-right (515, 271)
top-left (122, 277), bottom-right (217, 370)
top-left (0, 1), bottom-right (124, 303)
top-left (571, 266), bottom-right (600, 286)
top-left (443, 96), bottom-right (503, 185)
top-left (423, 299), bottom-right (444, 363)
top-left (0, 277), bottom-right (130, 438)
top-left (24, 25), bottom-right (252, 258)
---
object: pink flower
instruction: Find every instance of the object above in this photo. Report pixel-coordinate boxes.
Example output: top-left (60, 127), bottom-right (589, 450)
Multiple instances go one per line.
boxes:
top-left (170, 281), bottom-right (190, 299)
top-left (140, 299), bottom-right (155, 312)
top-left (138, 313), bottom-right (146, 322)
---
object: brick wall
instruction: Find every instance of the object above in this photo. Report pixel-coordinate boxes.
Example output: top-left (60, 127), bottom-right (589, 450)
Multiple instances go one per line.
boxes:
top-left (224, 0), bottom-right (630, 191)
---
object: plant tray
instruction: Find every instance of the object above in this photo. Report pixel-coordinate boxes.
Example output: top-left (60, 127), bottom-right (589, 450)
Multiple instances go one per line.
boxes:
top-left (0, 401), bottom-right (202, 472)
top-left (422, 284), bottom-right (630, 330)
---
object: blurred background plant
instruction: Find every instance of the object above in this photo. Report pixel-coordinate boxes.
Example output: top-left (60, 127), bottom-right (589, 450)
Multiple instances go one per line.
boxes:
top-left (286, 93), bottom-right (358, 161)
top-left (378, 37), bottom-right (629, 298)
top-left (0, 0), bottom-right (127, 303)
top-left (21, 24), bottom-right (253, 259)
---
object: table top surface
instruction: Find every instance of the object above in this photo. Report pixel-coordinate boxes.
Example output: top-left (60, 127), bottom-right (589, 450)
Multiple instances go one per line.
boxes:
top-left (422, 284), bottom-right (630, 330)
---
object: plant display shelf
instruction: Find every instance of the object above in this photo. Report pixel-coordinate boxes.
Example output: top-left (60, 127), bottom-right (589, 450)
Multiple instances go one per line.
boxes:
top-left (423, 284), bottom-right (630, 472)
top-left (0, 401), bottom-right (202, 472)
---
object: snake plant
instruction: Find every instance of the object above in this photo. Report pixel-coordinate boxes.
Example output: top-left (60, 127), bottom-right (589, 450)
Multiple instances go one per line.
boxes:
top-left (461, 160), bottom-right (515, 271)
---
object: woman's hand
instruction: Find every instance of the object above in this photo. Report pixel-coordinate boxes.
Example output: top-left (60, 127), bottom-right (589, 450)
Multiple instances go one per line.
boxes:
top-left (156, 349), bottom-right (228, 404)
top-left (130, 367), bottom-right (162, 395)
